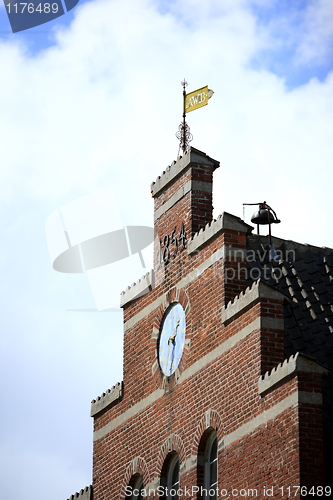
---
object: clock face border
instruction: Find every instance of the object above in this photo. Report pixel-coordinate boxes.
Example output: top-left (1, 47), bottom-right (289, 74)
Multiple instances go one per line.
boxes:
top-left (158, 302), bottom-right (186, 377)
top-left (151, 287), bottom-right (191, 392)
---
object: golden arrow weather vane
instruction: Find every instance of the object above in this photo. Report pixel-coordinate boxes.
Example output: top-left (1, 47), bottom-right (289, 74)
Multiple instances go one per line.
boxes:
top-left (176, 79), bottom-right (214, 156)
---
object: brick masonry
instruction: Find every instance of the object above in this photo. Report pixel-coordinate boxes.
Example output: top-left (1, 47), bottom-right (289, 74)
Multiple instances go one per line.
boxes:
top-left (83, 148), bottom-right (329, 500)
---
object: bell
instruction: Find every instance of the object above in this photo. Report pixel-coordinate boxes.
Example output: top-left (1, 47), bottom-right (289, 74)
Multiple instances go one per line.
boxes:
top-left (251, 209), bottom-right (281, 225)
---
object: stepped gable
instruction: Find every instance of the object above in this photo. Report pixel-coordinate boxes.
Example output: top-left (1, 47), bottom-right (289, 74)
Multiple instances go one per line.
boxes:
top-left (187, 216), bottom-right (221, 254)
top-left (150, 146), bottom-right (220, 196)
top-left (188, 212), bottom-right (253, 254)
top-left (91, 382), bottom-right (123, 417)
top-left (120, 270), bottom-right (154, 307)
top-left (222, 277), bottom-right (289, 325)
top-left (223, 277), bottom-right (288, 309)
top-left (246, 233), bottom-right (333, 469)
top-left (151, 160), bottom-right (176, 189)
top-left (223, 280), bottom-right (257, 309)
top-left (67, 486), bottom-right (92, 500)
top-left (258, 352), bottom-right (329, 395)
top-left (120, 270), bottom-right (152, 295)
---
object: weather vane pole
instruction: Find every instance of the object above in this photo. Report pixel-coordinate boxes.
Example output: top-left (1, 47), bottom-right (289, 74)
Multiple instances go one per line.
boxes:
top-left (181, 79), bottom-right (188, 153)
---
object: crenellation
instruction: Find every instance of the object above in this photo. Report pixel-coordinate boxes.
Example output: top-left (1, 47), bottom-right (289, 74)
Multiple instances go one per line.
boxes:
top-left (151, 147), bottom-right (219, 198)
top-left (120, 269), bottom-right (155, 307)
top-left (188, 212), bottom-right (251, 254)
top-left (258, 352), bottom-right (329, 395)
top-left (67, 486), bottom-right (92, 500)
top-left (153, 161), bottom-right (178, 188)
top-left (222, 279), bottom-right (289, 324)
top-left (91, 382), bottom-right (123, 417)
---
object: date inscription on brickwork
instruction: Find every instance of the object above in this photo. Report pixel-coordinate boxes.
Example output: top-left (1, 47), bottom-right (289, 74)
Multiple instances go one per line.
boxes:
top-left (157, 223), bottom-right (187, 266)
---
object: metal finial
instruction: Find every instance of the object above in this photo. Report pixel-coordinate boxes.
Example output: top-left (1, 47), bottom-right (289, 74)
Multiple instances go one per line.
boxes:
top-left (176, 122), bottom-right (193, 155)
top-left (176, 78), bottom-right (192, 156)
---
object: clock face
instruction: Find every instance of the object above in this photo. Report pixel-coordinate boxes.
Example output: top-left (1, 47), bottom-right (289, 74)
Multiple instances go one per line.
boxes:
top-left (158, 303), bottom-right (186, 376)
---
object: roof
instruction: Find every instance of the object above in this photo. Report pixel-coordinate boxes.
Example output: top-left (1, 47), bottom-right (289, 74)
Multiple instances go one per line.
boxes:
top-left (246, 233), bottom-right (333, 479)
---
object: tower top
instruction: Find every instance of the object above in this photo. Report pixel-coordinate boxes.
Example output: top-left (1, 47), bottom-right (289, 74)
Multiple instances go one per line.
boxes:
top-left (151, 146), bottom-right (219, 198)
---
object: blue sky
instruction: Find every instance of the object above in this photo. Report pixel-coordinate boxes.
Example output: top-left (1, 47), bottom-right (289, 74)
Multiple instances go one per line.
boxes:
top-left (0, 1), bottom-right (332, 499)
top-left (1, 0), bottom-right (332, 88)
top-left (250, 0), bottom-right (333, 87)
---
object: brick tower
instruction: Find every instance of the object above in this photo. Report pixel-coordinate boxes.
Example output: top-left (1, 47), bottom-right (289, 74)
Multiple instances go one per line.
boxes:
top-left (67, 147), bottom-right (332, 500)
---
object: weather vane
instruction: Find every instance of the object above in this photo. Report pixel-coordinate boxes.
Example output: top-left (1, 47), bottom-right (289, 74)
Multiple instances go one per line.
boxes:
top-left (176, 79), bottom-right (214, 157)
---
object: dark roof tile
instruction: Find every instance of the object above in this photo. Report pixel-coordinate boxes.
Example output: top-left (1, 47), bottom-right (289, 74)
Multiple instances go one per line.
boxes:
top-left (293, 338), bottom-right (308, 351)
top-left (247, 234), bottom-right (333, 469)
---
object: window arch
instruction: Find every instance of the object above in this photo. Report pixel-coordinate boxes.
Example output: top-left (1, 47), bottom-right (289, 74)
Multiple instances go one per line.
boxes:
top-left (197, 428), bottom-right (218, 500)
top-left (125, 473), bottom-right (144, 500)
top-left (160, 451), bottom-right (180, 499)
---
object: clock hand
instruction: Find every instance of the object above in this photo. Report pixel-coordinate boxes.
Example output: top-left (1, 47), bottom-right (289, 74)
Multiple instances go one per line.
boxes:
top-left (169, 319), bottom-right (180, 373)
top-left (166, 339), bottom-right (172, 375)
top-left (168, 319), bottom-right (180, 344)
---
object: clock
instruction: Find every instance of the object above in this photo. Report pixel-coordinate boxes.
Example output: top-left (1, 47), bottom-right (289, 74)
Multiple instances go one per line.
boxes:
top-left (158, 303), bottom-right (186, 376)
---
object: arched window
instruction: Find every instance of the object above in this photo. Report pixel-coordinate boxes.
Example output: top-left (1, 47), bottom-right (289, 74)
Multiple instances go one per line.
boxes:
top-left (160, 451), bottom-right (180, 499)
top-left (197, 429), bottom-right (218, 500)
top-left (125, 473), bottom-right (144, 500)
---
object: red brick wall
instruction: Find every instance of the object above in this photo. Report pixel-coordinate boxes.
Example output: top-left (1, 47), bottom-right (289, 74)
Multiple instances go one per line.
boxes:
top-left (152, 161), bottom-right (213, 239)
top-left (92, 319), bottom-right (302, 499)
top-left (259, 299), bottom-right (285, 375)
top-left (298, 373), bottom-right (325, 487)
top-left (91, 152), bottom-right (326, 500)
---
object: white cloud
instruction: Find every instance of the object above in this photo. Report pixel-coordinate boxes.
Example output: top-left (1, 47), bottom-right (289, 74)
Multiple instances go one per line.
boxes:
top-left (247, 0), bottom-right (333, 75)
top-left (296, 0), bottom-right (333, 66)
